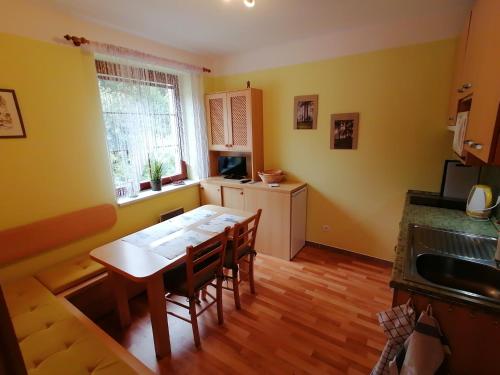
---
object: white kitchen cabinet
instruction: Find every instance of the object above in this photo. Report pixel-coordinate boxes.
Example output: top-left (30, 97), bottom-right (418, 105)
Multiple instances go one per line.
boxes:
top-left (290, 187), bottom-right (307, 259)
top-left (222, 186), bottom-right (245, 210)
top-left (199, 182), bottom-right (222, 206)
top-left (200, 177), bottom-right (307, 260)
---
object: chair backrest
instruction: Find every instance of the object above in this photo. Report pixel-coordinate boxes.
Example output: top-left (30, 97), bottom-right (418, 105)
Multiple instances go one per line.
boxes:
top-left (231, 209), bottom-right (262, 264)
top-left (185, 227), bottom-right (230, 296)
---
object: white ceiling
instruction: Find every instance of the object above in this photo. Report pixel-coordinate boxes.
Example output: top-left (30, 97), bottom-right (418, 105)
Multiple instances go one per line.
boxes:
top-left (43, 0), bottom-right (473, 57)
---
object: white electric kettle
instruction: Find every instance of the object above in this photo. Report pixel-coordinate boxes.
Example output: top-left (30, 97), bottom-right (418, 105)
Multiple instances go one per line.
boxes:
top-left (466, 184), bottom-right (493, 219)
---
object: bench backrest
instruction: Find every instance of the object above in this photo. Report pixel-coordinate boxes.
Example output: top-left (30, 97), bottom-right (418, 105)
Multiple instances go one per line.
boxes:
top-left (0, 204), bottom-right (117, 265)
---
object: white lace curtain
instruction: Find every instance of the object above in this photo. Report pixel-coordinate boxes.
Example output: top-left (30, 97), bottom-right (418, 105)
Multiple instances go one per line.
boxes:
top-left (88, 41), bottom-right (210, 197)
top-left (188, 73), bottom-right (210, 180)
top-left (96, 59), bottom-right (185, 197)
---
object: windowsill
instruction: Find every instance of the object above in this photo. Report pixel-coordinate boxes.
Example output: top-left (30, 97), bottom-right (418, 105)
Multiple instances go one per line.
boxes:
top-left (116, 179), bottom-right (200, 207)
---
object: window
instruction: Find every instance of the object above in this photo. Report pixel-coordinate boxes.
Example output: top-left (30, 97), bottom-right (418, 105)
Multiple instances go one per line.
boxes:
top-left (96, 60), bottom-right (186, 197)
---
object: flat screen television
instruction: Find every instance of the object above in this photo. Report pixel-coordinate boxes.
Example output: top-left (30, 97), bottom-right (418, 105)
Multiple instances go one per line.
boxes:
top-left (217, 156), bottom-right (247, 178)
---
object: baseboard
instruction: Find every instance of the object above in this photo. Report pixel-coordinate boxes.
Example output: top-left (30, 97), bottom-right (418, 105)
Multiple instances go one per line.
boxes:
top-left (305, 241), bottom-right (393, 267)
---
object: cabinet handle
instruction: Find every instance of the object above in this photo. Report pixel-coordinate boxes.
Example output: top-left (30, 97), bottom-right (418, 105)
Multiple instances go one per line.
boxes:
top-left (464, 140), bottom-right (483, 150)
top-left (471, 143), bottom-right (483, 150)
top-left (462, 83), bottom-right (472, 89)
top-left (240, 191), bottom-right (244, 195)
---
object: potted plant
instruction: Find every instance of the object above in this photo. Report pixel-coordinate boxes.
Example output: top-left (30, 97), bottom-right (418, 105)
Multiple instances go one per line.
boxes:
top-left (148, 158), bottom-right (163, 191)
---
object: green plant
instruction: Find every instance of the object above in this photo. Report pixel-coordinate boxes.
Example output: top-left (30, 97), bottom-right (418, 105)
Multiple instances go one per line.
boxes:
top-left (148, 158), bottom-right (163, 182)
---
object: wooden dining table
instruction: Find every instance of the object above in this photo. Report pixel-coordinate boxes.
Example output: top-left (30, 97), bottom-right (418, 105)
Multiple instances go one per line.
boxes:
top-left (90, 204), bottom-right (254, 359)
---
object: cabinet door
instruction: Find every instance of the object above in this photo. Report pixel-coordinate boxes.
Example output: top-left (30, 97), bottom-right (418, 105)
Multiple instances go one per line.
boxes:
top-left (290, 188), bottom-right (307, 259)
top-left (227, 90), bottom-right (252, 152)
top-left (222, 187), bottom-right (245, 210)
top-left (393, 289), bottom-right (500, 374)
top-left (200, 183), bottom-right (221, 206)
top-left (244, 189), bottom-right (291, 260)
top-left (206, 93), bottom-right (229, 151)
top-left (447, 12), bottom-right (471, 125)
top-left (462, 0), bottom-right (500, 162)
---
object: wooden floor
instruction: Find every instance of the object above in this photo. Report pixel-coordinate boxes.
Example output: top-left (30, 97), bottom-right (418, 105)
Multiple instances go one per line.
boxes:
top-left (96, 247), bottom-right (393, 374)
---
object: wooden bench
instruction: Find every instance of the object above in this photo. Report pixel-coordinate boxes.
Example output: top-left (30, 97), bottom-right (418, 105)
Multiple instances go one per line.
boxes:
top-left (0, 204), bottom-right (151, 373)
top-left (0, 204), bottom-right (122, 320)
top-left (2, 277), bottom-right (152, 374)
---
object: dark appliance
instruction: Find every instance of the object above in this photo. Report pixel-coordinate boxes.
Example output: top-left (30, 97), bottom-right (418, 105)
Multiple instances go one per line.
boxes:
top-left (217, 156), bottom-right (247, 179)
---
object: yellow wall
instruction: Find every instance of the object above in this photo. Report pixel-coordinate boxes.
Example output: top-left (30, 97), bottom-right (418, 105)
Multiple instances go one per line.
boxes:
top-left (206, 39), bottom-right (456, 261)
top-left (0, 33), bottom-right (200, 282)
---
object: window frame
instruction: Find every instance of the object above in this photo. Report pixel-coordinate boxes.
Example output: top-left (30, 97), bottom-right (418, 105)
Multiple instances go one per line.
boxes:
top-left (95, 60), bottom-right (187, 196)
top-left (138, 160), bottom-right (187, 191)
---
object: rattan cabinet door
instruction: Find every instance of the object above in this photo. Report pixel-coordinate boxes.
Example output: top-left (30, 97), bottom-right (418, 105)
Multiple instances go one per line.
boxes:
top-left (206, 93), bottom-right (229, 151)
top-left (227, 90), bottom-right (252, 152)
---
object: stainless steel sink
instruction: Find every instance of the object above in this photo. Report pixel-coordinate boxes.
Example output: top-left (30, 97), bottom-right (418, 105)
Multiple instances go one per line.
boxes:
top-left (405, 225), bottom-right (500, 303)
top-left (416, 253), bottom-right (500, 300)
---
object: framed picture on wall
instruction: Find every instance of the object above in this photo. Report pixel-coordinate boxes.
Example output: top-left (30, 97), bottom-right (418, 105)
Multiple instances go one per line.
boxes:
top-left (293, 95), bottom-right (318, 129)
top-left (330, 112), bottom-right (359, 150)
top-left (0, 89), bottom-right (26, 138)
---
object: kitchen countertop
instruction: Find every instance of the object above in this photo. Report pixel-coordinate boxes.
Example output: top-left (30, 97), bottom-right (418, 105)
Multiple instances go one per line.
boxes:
top-left (202, 176), bottom-right (307, 194)
top-left (391, 190), bottom-right (500, 313)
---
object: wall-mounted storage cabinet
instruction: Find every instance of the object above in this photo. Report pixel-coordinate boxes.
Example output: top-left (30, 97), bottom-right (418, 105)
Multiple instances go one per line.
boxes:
top-left (449, 0), bottom-right (500, 164)
top-left (200, 177), bottom-right (307, 260)
top-left (205, 88), bottom-right (263, 180)
top-left (447, 13), bottom-right (471, 125)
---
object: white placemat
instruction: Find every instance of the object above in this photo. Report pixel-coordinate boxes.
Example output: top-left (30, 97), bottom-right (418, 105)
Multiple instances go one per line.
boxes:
top-left (197, 214), bottom-right (246, 233)
top-left (167, 208), bottom-right (216, 227)
top-left (150, 230), bottom-right (212, 260)
top-left (121, 208), bottom-right (216, 248)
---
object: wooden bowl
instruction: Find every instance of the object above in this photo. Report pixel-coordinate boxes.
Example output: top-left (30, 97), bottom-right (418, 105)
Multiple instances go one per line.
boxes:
top-left (258, 169), bottom-right (285, 184)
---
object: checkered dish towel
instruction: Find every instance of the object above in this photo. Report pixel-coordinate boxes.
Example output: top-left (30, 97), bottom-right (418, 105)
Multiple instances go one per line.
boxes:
top-left (371, 300), bottom-right (416, 375)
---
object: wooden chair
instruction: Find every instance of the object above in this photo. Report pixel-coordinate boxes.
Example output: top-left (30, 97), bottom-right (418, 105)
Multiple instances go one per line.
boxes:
top-left (163, 228), bottom-right (230, 348)
top-left (222, 209), bottom-right (262, 309)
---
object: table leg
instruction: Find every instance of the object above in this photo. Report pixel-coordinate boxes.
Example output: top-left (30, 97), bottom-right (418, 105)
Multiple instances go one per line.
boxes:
top-left (108, 271), bottom-right (131, 328)
top-left (147, 274), bottom-right (171, 358)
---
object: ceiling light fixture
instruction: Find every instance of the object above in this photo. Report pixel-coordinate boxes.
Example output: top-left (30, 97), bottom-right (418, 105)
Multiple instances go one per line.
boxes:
top-left (243, 0), bottom-right (255, 8)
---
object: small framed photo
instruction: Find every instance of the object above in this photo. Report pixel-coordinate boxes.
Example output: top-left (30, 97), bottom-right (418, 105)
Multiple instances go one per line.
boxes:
top-left (294, 95), bottom-right (318, 129)
top-left (0, 89), bottom-right (26, 138)
top-left (330, 112), bottom-right (359, 150)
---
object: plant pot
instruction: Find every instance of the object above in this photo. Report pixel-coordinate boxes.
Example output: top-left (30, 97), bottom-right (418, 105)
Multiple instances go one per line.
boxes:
top-left (150, 180), bottom-right (162, 191)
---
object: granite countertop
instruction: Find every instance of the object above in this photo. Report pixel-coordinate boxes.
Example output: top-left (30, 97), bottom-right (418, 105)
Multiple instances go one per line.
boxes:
top-left (391, 190), bottom-right (500, 313)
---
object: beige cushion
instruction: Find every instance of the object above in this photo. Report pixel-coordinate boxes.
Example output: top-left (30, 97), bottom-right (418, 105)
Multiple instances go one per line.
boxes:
top-left (3, 277), bottom-right (136, 375)
top-left (35, 254), bottom-right (106, 294)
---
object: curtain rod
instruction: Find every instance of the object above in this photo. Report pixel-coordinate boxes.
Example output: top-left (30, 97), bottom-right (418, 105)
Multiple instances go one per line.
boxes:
top-left (63, 35), bottom-right (211, 73)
